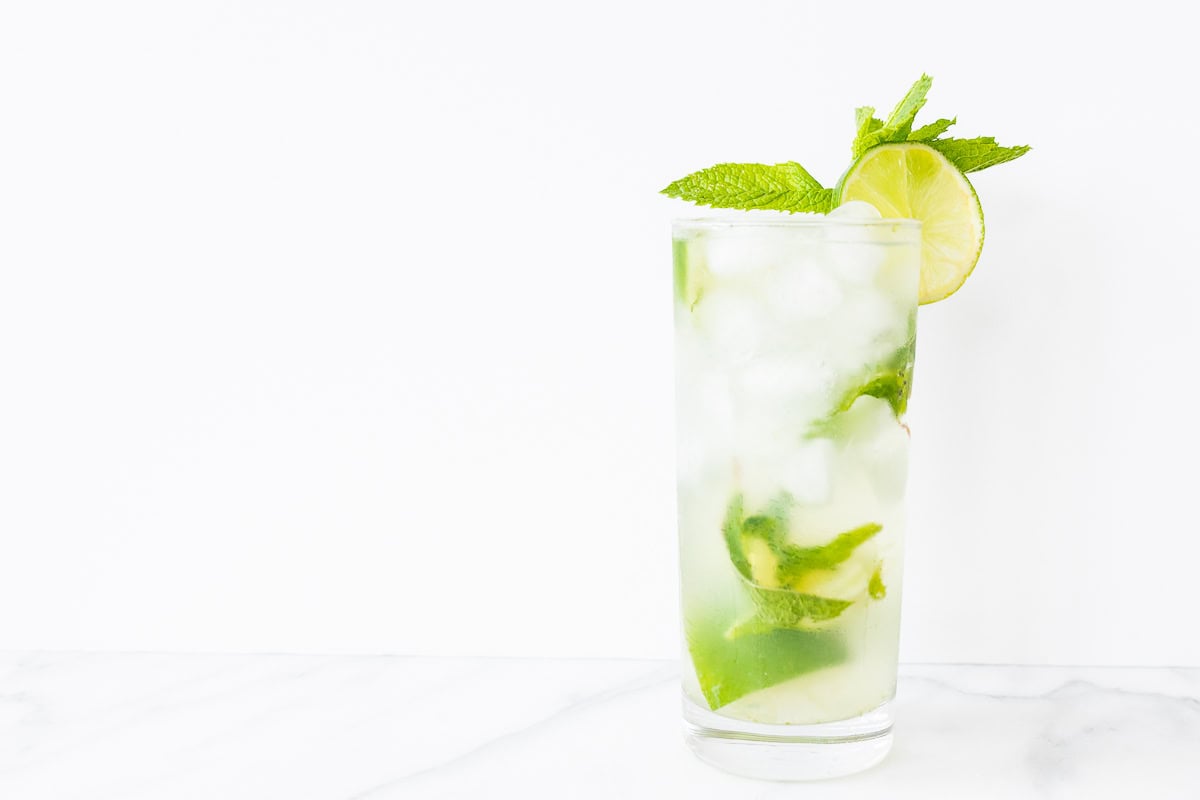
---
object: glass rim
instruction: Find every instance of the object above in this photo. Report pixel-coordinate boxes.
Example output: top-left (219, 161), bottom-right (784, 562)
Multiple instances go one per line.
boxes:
top-left (672, 216), bottom-right (922, 232)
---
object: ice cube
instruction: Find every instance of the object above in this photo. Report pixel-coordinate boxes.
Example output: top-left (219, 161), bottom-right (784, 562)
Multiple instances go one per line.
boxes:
top-left (825, 201), bottom-right (900, 284)
top-left (820, 395), bottom-right (911, 505)
top-left (694, 288), bottom-right (766, 366)
top-left (818, 287), bottom-right (907, 373)
top-left (825, 240), bottom-right (889, 285)
top-left (788, 455), bottom-right (882, 544)
top-left (700, 225), bottom-right (824, 282)
top-left (737, 438), bottom-right (834, 511)
top-left (779, 438), bottom-right (835, 505)
top-left (763, 259), bottom-right (843, 323)
top-left (675, 374), bottom-right (736, 486)
top-left (858, 408), bottom-right (911, 505)
top-left (828, 200), bottom-right (883, 220)
top-left (702, 232), bottom-right (779, 279)
top-left (875, 248), bottom-right (922, 305)
top-left (734, 356), bottom-right (832, 409)
top-left (731, 384), bottom-right (823, 459)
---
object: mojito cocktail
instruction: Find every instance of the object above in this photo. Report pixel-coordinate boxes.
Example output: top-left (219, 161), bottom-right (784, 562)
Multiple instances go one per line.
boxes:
top-left (674, 214), bottom-right (920, 778)
top-left (662, 76), bottom-right (1029, 780)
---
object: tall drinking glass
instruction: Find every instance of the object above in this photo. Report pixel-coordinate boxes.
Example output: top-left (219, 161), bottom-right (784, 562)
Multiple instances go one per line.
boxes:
top-left (673, 216), bottom-right (922, 780)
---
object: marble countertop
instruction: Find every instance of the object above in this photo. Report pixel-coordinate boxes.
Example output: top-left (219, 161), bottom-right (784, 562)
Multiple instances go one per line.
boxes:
top-left (0, 654), bottom-right (1197, 799)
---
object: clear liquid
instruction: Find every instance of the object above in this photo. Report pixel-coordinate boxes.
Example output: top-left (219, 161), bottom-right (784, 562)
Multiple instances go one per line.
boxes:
top-left (674, 219), bottom-right (920, 726)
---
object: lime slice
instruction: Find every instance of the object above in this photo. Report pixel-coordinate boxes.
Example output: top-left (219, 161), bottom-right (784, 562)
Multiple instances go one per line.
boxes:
top-left (836, 142), bottom-right (984, 304)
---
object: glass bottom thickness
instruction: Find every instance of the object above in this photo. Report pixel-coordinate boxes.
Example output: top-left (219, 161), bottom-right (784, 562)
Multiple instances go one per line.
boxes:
top-left (682, 696), bottom-right (893, 781)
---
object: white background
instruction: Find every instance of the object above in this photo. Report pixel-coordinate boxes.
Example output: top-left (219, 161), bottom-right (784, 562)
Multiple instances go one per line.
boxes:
top-left (0, 0), bottom-right (1195, 666)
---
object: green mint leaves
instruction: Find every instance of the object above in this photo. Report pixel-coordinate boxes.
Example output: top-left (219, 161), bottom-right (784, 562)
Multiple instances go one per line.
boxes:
top-left (807, 335), bottom-right (917, 439)
top-left (909, 117), bottom-right (956, 142)
top-left (851, 74), bottom-right (932, 157)
top-left (836, 335), bottom-right (917, 418)
top-left (660, 162), bottom-right (835, 214)
top-left (776, 523), bottom-right (882, 577)
top-left (661, 74), bottom-right (1029, 212)
top-left (730, 589), bottom-right (853, 640)
top-left (927, 136), bottom-right (1031, 173)
top-left (852, 76), bottom-right (1029, 171)
top-left (868, 566), bottom-right (887, 600)
top-left (721, 494), bottom-right (752, 580)
top-left (721, 493), bottom-right (882, 630)
top-left (687, 494), bottom-right (889, 709)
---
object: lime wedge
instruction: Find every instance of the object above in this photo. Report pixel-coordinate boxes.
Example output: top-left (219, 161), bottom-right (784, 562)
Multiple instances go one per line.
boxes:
top-left (836, 142), bottom-right (984, 304)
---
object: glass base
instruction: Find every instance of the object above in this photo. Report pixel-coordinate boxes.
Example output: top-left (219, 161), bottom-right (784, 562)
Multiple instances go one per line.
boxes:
top-left (682, 697), bottom-right (893, 781)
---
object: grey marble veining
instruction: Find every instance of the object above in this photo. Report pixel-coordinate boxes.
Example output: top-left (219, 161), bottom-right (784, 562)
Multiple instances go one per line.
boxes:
top-left (0, 654), bottom-right (1196, 799)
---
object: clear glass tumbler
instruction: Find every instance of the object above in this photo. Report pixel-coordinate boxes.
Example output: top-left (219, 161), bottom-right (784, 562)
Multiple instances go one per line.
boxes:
top-left (673, 215), bottom-right (922, 780)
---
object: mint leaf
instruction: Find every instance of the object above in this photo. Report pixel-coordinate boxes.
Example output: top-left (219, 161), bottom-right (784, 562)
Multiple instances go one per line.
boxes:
top-left (909, 117), bottom-right (956, 141)
top-left (855, 106), bottom-right (879, 132)
top-left (729, 587), bottom-right (853, 638)
top-left (721, 494), bottom-right (750, 580)
top-left (741, 510), bottom-right (790, 551)
top-left (777, 523), bottom-right (882, 578)
top-left (881, 73), bottom-right (932, 140)
top-left (845, 75), bottom-right (1030, 175)
top-left (868, 565), bottom-right (887, 600)
top-left (764, 491), bottom-right (794, 529)
top-left (660, 162), bottom-right (834, 213)
top-left (722, 493), bottom-right (867, 613)
top-left (927, 136), bottom-right (1031, 173)
top-left (698, 492), bottom-right (885, 710)
top-left (852, 75), bottom-right (932, 156)
top-left (865, 372), bottom-right (910, 413)
top-left (810, 334), bottom-right (917, 440)
top-left (852, 106), bottom-right (885, 158)
top-left (728, 494), bottom-right (883, 589)
top-left (869, 329), bottom-right (918, 416)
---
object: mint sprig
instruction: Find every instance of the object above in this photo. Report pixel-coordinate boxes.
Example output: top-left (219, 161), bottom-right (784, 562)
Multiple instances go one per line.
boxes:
top-left (776, 523), bottom-right (882, 577)
top-left (689, 493), bottom-right (888, 708)
top-left (736, 501), bottom-right (882, 583)
top-left (661, 162), bottom-right (834, 214)
top-left (661, 74), bottom-right (1029, 213)
top-left (721, 493), bottom-right (881, 626)
top-left (851, 73), bottom-right (932, 157)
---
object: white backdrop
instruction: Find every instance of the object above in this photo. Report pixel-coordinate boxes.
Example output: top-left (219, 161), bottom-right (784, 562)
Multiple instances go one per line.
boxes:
top-left (0, 0), bottom-right (1195, 666)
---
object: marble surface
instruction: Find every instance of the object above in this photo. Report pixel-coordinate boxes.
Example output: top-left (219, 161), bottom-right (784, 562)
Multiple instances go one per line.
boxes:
top-left (0, 654), bottom-right (1197, 799)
